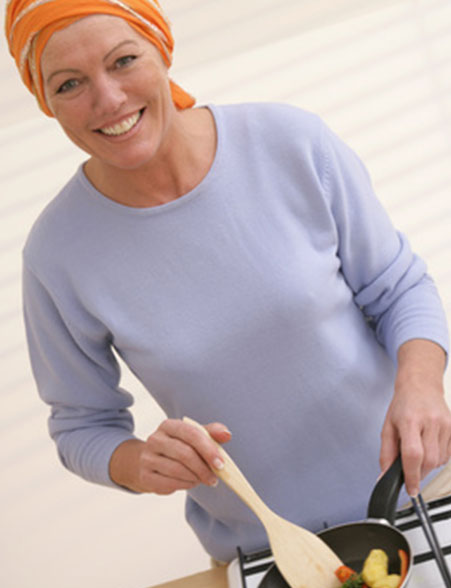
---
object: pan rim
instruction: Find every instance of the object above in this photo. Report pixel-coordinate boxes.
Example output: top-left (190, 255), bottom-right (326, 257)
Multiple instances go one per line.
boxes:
top-left (259, 519), bottom-right (413, 588)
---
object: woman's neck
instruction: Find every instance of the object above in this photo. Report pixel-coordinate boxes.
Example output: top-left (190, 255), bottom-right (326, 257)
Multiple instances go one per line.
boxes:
top-left (84, 107), bottom-right (216, 208)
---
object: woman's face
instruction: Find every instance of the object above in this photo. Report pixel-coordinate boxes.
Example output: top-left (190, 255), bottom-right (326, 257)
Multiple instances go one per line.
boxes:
top-left (41, 14), bottom-right (176, 170)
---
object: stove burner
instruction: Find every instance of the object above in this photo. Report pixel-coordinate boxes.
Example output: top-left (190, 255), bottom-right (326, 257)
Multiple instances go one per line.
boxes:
top-left (228, 495), bottom-right (451, 588)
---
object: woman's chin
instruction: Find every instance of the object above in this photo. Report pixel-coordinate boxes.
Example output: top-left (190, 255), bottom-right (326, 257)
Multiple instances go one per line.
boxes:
top-left (89, 146), bottom-right (158, 173)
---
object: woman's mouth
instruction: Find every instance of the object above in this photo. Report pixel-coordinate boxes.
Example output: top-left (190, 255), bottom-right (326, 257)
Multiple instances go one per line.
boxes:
top-left (96, 109), bottom-right (144, 136)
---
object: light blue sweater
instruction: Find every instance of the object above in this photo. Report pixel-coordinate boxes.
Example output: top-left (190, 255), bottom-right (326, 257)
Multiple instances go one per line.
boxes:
top-left (23, 103), bottom-right (448, 561)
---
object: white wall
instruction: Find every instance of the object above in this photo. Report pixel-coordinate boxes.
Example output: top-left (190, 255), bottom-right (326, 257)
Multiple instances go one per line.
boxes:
top-left (1, 1), bottom-right (450, 587)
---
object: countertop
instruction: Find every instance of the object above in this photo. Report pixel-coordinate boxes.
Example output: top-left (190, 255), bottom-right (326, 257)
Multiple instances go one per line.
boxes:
top-left (148, 462), bottom-right (451, 588)
top-left (149, 567), bottom-right (228, 588)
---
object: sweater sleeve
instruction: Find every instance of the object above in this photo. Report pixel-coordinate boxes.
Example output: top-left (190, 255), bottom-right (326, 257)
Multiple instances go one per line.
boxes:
top-left (321, 124), bottom-right (449, 363)
top-left (22, 261), bottom-right (137, 488)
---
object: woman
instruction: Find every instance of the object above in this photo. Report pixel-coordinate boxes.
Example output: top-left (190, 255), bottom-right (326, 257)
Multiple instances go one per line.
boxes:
top-left (6, 0), bottom-right (451, 564)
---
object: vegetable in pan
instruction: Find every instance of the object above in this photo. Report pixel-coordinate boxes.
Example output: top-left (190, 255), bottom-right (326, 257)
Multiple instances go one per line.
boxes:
top-left (335, 565), bottom-right (368, 588)
top-left (335, 549), bottom-right (409, 588)
top-left (362, 549), bottom-right (401, 587)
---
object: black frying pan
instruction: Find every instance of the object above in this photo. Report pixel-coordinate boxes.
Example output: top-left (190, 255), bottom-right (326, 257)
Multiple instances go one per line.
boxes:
top-left (259, 456), bottom-right (412, 587)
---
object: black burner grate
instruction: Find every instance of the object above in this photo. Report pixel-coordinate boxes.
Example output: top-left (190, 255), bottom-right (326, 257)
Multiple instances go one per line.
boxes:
top-left (235, 495), bottom-right (451, 587)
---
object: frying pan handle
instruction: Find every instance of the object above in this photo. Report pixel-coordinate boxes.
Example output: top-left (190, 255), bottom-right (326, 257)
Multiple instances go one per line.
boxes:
top-left (367, 455), bottom-right (404, 524)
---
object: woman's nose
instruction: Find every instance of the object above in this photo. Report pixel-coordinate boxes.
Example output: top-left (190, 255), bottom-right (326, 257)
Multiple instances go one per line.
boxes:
top-left (91, 74), bottom-right (127, 116)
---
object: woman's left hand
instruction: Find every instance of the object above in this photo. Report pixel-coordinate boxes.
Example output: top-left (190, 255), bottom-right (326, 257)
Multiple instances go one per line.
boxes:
top-left (380, 339), bottom-right (451, 497)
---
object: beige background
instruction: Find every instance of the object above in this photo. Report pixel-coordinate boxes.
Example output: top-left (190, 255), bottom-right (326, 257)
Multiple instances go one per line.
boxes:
top-left (1, 1), bottom-right (450, 587)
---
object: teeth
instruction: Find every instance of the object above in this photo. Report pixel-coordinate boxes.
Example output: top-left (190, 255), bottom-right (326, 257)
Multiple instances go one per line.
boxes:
top-left (99, 111), bottom-right (141, 136)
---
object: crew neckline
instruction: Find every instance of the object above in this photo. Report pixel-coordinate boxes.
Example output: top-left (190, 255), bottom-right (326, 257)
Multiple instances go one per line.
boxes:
top-left (76, 104), bottom-right (223, 216)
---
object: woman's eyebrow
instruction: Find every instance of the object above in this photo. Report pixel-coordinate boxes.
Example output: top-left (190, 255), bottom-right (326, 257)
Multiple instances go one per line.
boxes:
top-left (46, 68), bottom-right (80, 85)
top-left (103, 39), bottom-right (139, 62)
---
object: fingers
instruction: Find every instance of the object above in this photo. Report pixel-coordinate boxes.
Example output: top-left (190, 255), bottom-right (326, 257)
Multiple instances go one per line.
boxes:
top-left (204, 421), bottom-right (232, 444)
top-left (167, 419), bottom-right (231, 471)
top-left (399, 431), bottom-right (423, 498)
top-left (379, 420), bottom-right (400, 476)
top-left (380, 420), bottom-right (422, 496)
top-left (144, 435), bottom-right (216, 487)
top-left (134, 460), bottom-right (197, 495)
top-left (146, 420), bottom-right (219, 487)
top-left (394, 416), bottom-right (451, 497)
top-left (381, 413), bottom-right (433, 496)
top-left (421, 422), bottom-right (442, 476)
top-left (441, 430), bottom-right (451, 467)
top-left (138, 419), bottom-right (232, 495)
top-left (381, 374), bottom-right (451, 497)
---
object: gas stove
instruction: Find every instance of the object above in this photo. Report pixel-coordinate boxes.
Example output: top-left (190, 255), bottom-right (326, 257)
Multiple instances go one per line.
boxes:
top-left (227, 495), bottom-right (451, 587)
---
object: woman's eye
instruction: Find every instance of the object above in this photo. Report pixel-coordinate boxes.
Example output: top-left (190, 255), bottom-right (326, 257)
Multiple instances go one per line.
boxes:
top-left (56, 79), bottom-right (79, 94)
top-left (115, 55), bottom-right (137, 68)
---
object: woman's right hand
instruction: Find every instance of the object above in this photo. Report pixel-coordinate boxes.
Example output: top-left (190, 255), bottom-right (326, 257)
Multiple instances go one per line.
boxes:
top-left (109, 418), bottom-right (232, 494)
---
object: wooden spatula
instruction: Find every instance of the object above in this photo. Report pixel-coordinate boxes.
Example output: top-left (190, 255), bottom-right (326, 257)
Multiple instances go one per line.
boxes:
top-left (183, 417), bottom-right (342, 588)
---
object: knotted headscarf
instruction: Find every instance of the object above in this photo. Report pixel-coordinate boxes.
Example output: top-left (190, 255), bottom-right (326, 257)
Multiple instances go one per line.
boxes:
top-left (5, 0), bottom-right (195, 116)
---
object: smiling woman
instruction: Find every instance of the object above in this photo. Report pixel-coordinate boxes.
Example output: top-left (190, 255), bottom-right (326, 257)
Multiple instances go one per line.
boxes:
top-left (37, 14), bottom-right (216, 206)
top-left (6, 0), bottom-right (216, 206)
top-left (4, 0), bottom-right (451, 578)
top-left (5, 0), bottom-right (194, 115)
top-left (41, 18), bottom-right (184, 179)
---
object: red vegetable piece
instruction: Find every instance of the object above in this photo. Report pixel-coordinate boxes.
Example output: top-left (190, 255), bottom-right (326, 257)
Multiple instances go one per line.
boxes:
top-left (398, 549), bottom-right (409, 586)
top-left (335, 565), bottom-right (357, 582)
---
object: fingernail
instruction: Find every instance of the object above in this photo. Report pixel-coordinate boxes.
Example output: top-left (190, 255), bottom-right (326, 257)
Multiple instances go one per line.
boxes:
top-left (213, 458), bottom-right (224, 470)
top-left (209, 478), bottom-right (219, 488)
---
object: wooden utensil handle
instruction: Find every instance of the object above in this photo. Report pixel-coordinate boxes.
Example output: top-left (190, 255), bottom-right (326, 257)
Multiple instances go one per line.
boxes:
top-left (183, 417), bottom-right (272, 522)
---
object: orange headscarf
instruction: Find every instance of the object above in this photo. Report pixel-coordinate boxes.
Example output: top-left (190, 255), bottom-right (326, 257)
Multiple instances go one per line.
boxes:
top-left (5, 0), bottom-right (195, 117)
